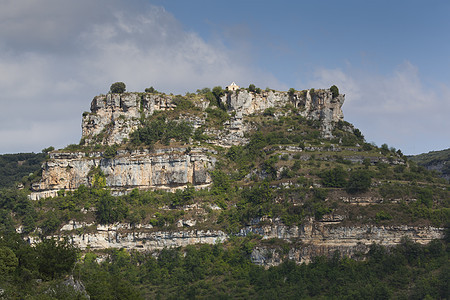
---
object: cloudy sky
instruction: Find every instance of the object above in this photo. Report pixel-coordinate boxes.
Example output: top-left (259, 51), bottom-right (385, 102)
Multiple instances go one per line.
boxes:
top-left (1, 0), bottom-right (449, 155)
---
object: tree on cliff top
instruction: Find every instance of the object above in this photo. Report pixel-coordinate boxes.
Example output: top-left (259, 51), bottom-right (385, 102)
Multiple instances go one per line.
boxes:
top-left (110, 82), bottom-right (126, 94)
top-left (330, 85), bottom-right (339, 98)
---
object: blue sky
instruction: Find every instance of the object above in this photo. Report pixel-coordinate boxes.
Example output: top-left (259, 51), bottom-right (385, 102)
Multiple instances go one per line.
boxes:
top-left (0, 0), bottom-right (449, 154)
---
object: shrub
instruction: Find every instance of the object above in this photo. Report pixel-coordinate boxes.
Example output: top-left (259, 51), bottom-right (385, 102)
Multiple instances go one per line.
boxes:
top-left (249, 84), bottom-right (256, 92)
top-left (330, 85), bottom-right (339, 98)
top-left (145, 86), bottom-right (157, 93)
top-left (110, 82), bottom-right (126, 94)
top-left (346, 169), bottom-right (372, 194)
top-left (103, 144), bottom-right (119, 159)
top-left (288, 88), bottom-right (296, 97)
top-left (320, 166), bottom-right (348, 188)
top-left (263, 107), bottom-right (276, 116)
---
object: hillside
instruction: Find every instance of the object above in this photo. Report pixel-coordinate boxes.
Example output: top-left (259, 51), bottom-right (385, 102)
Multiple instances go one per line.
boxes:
top-left (409, 148), bottom-right (450, 181)
top-left (0, 84), bottom-right (448, 298)
top-left (0, 152), bottom-right (46, 188)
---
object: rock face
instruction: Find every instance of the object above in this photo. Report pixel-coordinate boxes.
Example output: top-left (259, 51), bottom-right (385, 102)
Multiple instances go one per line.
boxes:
top-left (30, 147), bottom-right (215, 200)
top-left (54, 218), bottom-right (443, 267)
top-left (82, 93), bottom-right (177, 145)
top-left (31, 88), bottom-right (345, 199)
top-left (81, 88), bottom-right (344, 146)
top-left (224, 89), bottom-right (344, 138)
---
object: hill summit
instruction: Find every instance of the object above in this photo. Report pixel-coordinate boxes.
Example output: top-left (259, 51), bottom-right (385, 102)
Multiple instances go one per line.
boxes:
top-left (18, 83), bottom-right (447, 266)
top-left (31, 86), bottom-right (345, 198)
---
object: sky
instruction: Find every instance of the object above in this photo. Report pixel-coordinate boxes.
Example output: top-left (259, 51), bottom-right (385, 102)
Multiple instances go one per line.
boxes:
top-left (0, 0), bottom-right (449, 155)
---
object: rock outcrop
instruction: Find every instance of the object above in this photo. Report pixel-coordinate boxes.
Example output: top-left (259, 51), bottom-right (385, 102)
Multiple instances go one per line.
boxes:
top-left (31, 87), bottom-right (345, 199)
top-left (225, 89), bottom-right (344, 138)
top-left (30, 147), bottom-right (215, 200)
top-left (81, 88), bottom-right (344, 147)
top-left (50, 218), bottom-right (443, 267)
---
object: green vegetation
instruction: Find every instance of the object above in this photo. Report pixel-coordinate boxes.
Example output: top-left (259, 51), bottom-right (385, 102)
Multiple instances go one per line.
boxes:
top-left (0, 152), bottom-right (46, 188)
top-left (409, 148), bottom-right (450, 181)
top-left (0, 226), bottom-right (447, 299)
top-left (330, 84), bottom-right (339, 98)
top-left (109, 82), bottom-right (126, 94)
top-left (1, 86), bottom-right (449, 298)
top-left (130, 116), bottom-right (193, 147)
top-left (144, 86), bottom-right (157, 93)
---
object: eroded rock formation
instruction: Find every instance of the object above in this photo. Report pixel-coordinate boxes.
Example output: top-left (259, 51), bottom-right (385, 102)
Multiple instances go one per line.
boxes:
top-left (30, 147), bottom-right (215, 200)
top-left (50, 218), bottom-right (443, 267)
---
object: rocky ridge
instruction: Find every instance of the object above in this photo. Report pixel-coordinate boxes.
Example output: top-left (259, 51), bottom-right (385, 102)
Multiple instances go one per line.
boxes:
top-left (31, 88), bottom-right (344, 199)
top-left (42, 217), bottom-right (443, 266)
top-left (30, 147), bottom-right (215, 200)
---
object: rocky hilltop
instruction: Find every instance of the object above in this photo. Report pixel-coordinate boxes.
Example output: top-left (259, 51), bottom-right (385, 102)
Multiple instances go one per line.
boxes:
top-left (23, 84), bottom-right (448, 267)
top-left (31, 87), bottom-right (344, 199)
top-left (81, 88), bottom-right (344, 146)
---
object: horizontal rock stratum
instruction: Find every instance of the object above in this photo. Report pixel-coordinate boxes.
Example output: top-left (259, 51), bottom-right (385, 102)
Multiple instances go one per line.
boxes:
top-left (31, 88), bottom-right (344, 199)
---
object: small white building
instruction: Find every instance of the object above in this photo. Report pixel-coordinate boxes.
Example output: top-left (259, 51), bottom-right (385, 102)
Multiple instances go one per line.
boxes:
top-left (226, 82), bottom-right (240, 91)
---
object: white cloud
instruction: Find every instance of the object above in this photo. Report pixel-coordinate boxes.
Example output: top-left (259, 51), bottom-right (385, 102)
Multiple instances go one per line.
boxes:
top-left (309, 62), bottom-right (450, 154)
top-left (0, 1), bottom-right (280, 154)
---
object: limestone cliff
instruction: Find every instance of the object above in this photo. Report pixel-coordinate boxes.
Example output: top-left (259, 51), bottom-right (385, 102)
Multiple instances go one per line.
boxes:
top-left (47, 217), bottom-right (443, 267)
top-left (31, 87), bottom-right (345, 198)
top-left (30, 147), bottom-right (215, 200)
top-left (81, 88), bottom-right (344, 146)
top-left (224, 89), bottom-right (344, 138)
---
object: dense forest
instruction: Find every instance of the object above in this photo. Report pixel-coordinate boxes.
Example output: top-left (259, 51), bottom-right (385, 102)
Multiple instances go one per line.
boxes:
top-left (0, 226), bottom-right (448, 299)
top-left (0, 152), bottom-right (46, 188)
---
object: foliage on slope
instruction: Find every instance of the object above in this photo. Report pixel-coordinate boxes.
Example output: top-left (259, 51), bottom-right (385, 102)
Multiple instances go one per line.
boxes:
top-left (0, 228), bottom-right (448, 299)
top-left (0, 152), bottom-right (46, 188)
top-left (409, 148), bottom-right (450, 180)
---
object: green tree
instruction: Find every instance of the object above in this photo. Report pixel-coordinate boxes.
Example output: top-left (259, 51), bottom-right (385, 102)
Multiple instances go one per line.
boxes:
top-left (320, 166), bottom-right (348, 188)
top-left (346, 169), bottom-right (372, 194)
top-left (0, 246), bottom-right (18, 279)
top-left (145, 86), bottom-right (157, 93)
top-left (249, 84), bottom-right (256, 92)
top-left (330, 85), bottom-right (339, 98)
top-left (110, 82), bottom-right (126, 93)
top-left (35, 238), bottom-right (78, 279)
top-left (42, 146), bottom-right (55, 153)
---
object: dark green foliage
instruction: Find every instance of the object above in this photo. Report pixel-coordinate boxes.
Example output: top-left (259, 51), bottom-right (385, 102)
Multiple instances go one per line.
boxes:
top-left (248, 84), bottom-right (256, 92)
top-left (95, 191), bottom-right (128, 224)
top-left (172, 95), bottom-right (195, 111)
top-left (241, 181), bottom-right (273, 205)
top-left (35, 238), bottom-right (78, 280)
top-left (193, 127), bottom-right (209, 141)
top-left (375, 210), bottom-right (392, 221)
top-left (65, 238), bottom-right (450, 299)
top-left (320, 166), bottom-right (348, 187)
top-left (211, 170), bottom-right (231, 195)
top-left (346, 169), bottom-right (372, 193)
top-left (130, 116), bottom-right (193, 146)
top-left (144, 86), bottom-right (157, 93)
top-left (41, 146), bottom-right (55, 153)
top-left (263, 107), bottom-right (276, 116)
top-left (212, 86), bottom-right (224, 99)
top-left (0, 152), bottom-right (46, 188)
top-left (353, 128), bottom-right (364, 141)
top-left (109, 82), bottom-right (126, 93)
top-left (103, 143), bottom-right (119, 159)
top-left (212, 86), bottom-right (226, 110)
top-left (288, 88), bottom-right (296, 96)
top-left (170, 186), bottom-right (195, 207)
top-left (330, 85), bottom-right (339, 98)
top-left (205, 106), bottom-right (230, 125)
